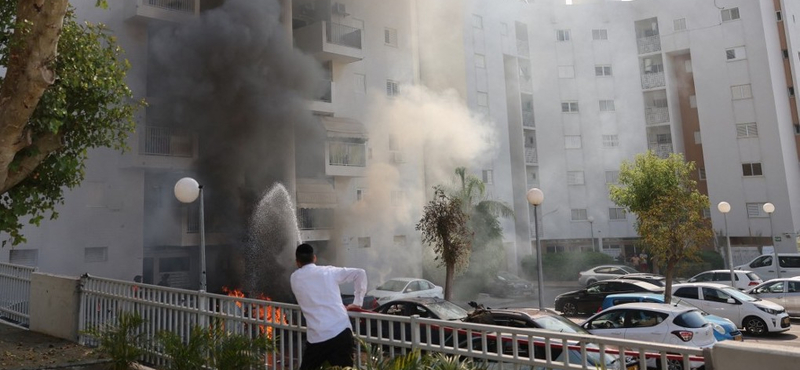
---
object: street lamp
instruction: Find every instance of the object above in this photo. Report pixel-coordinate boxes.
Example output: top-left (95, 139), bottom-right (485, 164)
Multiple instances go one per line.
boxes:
top-left (526, 188), bottom-right (544, 309)
top-left (587, 216), bottom-right (595, 252)
top-left (763, 202), bottom-right (778, 278)
top-left (717, 201), bottom-right (734, 287)
top-left (175, 177), bottom-right (206, 292)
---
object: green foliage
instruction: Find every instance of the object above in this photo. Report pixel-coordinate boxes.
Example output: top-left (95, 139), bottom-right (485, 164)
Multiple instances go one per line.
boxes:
top-left (0, 2), bottom-right (143, 246)
top-left (156, 328), bottom-right (209, 370)
top-left (343, 341), bottom-right (485, 370)
top-left (81, 311), bottom-right (147, 370)
top-left (157, 325), bottom-right (273, 370)
top-left (520, 252), bottom-right (615, 281)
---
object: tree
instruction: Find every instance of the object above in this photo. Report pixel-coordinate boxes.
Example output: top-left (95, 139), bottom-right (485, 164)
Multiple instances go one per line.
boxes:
top-left (610, 151), bottom-right (713, 301)
top-left (416, 187), bottom-right (472, 300)
top-left (0, 1), bottom-right (141, 246)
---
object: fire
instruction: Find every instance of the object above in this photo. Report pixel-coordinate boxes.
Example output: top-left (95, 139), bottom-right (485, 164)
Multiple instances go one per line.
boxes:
top-left (222, 286), bottom-right (285, 339)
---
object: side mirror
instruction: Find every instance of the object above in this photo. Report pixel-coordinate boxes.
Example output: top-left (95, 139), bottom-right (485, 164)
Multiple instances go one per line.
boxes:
top-left (688, 278), bottom-right (696, 282)
top-left (726, 298), bottom-right (737, 305)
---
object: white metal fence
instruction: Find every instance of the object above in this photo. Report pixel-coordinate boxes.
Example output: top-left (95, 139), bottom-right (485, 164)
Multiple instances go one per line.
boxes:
top-left (77, 275), bottom-right (706, 370)
top-left (0, 262), bottom-right (35, 327)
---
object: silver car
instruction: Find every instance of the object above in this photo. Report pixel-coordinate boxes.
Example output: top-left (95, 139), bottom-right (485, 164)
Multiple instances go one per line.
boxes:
top-left (578, 265), bottom-right (640, 286)
top-left (746, 277), bottom-right (800, 317)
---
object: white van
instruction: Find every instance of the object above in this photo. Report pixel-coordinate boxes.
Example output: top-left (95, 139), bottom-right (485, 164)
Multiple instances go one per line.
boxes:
top-left (734, 254), bottom-right (800, 280)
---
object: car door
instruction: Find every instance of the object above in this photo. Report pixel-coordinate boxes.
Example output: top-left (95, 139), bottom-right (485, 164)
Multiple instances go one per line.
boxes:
top-left (750, 255), bottom-right (775, 280)
top-left (624, 309), bottom-right (669, 343)
top-left (673, 286), bottom-right (702, 306)
top-left (580, 282), bottom-right (611, 313)
top-left (785, 280), bottom-right (800, 316)
top-left (584, 309), bottom-right (627, 338)
top-left (700, 287), bottom-right (741, 324)
top-left (751, 281), bottom-right (785, 308)
top-left (404, 281), bottom-right (423, 298)
top-left (594, 267), bottom-right (615, 281)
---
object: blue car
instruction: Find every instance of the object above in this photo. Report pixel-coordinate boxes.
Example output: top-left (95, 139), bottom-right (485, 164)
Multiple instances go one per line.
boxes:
top-left (601, 293), bottom-right (743, 342)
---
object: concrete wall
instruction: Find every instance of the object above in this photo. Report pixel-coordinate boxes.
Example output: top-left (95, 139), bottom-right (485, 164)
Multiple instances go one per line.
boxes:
top-left (29, 273), bottom-right (81, 342)
top-left (707, 341), bottom-right (800, 370)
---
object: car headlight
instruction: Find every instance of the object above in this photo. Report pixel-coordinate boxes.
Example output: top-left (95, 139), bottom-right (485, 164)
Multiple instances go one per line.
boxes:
top-left (757, 306), bottom-right (779, 315)
top-left (712, 323), bottom-right (725, 335)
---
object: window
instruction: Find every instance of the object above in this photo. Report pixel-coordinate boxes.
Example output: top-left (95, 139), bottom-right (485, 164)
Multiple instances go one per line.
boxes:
top-left (698, 167), bottom-right (706, 180)
top-left (784, 49), bottom-right (790, 59)
top-left (84, 247), bottom-right (108, 263)
top-left (358, 237), bottom-right (371, 248)
top-left (736, 123), bottom-right (758, 137)
top-left (726, 46), bottom-right (746, 61)
top-left (475, 54), bottom-right (486, 68)
top-left (571, 209), bottom-right (588, 221)
top-left (746, 203), bottom-right (769, 218)
top-left (393, 235), bottom-right (407, 247)
top-left (721, 7), bottom-right (740, 22)
top-left (609, 208), bottom-right (627, 220)
top-left (674, 18), bottom-right (687, 31)
top-left (694, 131), bottom-right (702, 144)
top-left (9, 249), bottom-right (38, 267)
top-left (731, 84), bottom-right (752, 100)
top-left (477, 92), bottom-right (489, 107)
top-left (795, 125), bottom-right (800, 135)
top-left (777, 11), bottom-right (783, 22)
top-left (561, 101), bottom-right (579, 113)
top-left (556, 29), bottom-right (571, 41)
top-left (592, 29), bottom-right (608, 40)
top-left (790, 87), bottom-right (795, 97)
top-left (742, 163), bottom-right (763, 177)
top-left (605, 171), bottom-right (619, 184)
top-left (472, 14), bottom-right (483, 29)
top-left (703, 207), bottom-right (711, 219)
top-left (386, 80), bottom-right (399, 97)
top-left (565, 135), bottom-right (582, 149)
top-left (674, 287), bottom-right (699, 299)
top-left (354, 73), bottom-right (366, 94)
top-left (558, 66), bottom-right (575, 79)
top-left (482, 169), bottom-right (494, 185)
top-left (595, 65), bottom-right (613, 76)
top-left (599, 100), bottom-right (615, 112)
top-left (384, 28), bottom-right (398, 47)
top-left (602, 135), bottom-right (619, 147)
top-left (567, 171), bottom-right (585, 185)
top-left (356, 188), bottom-right (367, 201)
top-left (656, 133), bottom-right (672, 144)
top-left (702, 287), bottom-right (732, 303)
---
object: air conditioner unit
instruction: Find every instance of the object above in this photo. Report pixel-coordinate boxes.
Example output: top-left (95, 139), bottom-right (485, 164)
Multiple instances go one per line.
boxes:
top-left (392, 151), bottom-right (405, 164)
top-left (332, 2), bottom-right (348, 16)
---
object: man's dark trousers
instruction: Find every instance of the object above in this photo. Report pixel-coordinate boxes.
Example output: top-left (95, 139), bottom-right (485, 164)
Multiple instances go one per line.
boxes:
top-left (299, 328), bottom-right (354, 370)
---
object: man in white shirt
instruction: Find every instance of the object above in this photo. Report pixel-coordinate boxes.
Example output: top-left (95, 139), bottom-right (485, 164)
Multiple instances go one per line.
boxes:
top-left (290, 243), bottom-right (367, 370)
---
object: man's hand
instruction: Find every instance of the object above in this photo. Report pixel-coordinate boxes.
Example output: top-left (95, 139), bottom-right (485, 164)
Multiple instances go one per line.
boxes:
top-left (346, 304), bottom-right (361, 311)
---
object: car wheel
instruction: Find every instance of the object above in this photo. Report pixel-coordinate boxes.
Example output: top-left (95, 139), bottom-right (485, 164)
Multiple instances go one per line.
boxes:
top-left (562, 302), bottom-right (577, 316)
top-left (657, 358), bottom-right (684, 370)
top-left (744, 316), bottom-right (768, 336)
top-left (585, 279), bottom-right (597, 286)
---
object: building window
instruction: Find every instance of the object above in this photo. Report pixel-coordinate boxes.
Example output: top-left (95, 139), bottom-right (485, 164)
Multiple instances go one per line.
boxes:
top-left (605, 171), bottom-right (619, 184)
top-left (784, 49), bottom-right (790, 59)
top-left (477, 92), bottom-right (489, 107)
top-left (482, 169), bottom-right (493, 185)
top-left (472, 14), bottom-right (483, 29)
top-left (475, 54), bottom-right (486, 69)
top-left (84, 247), bottom-right (108, 263)
top-left (561, 101), bottom-right (579, 113)
top-left (386, 80), bottom-right (399, 97)
top-left (9, 249), bottom-right (38, 267)
top-left (609, 208), bottom-right (627, 220)
top-left (384, 28), bottom-right (398, 47)
top-left (602, 135), bottom-right (619, 147)
top-left (393, 235), bottom-right (407, 247)
top-left (698, 168), bottom-right (706, 180)
top-left (726, 46), bottom-right (746, 61)
top-left (790, 87), bottom-right (795, 97)
top-left (721, 7), bottom-right (740, 22)
top-left (795, 125), bottom-right (800, 135)
top-left (354, 73), bottom-right (366, 94)
top-left (558, 65), bottom-right (575, 79)
top-left (747, 203), bottom-right (768, 218)
top-left (731, 84), bottom-right (752, 100)
top-left (567, 171), bottom-right (585, 185)
top-left (702, 208), bottom-right (711, 219)
top-left (736, 123), bottom-right (758, 137)
top-left (742, 163), bottom-right (763, 177)
top-left (358, 237), bottom-right (371, 248)
top-left (674, 18), bottom-right (687, 31)
top-left (556, 29), bottom-right (571, 41)
top-left (595, 65), bottom-right (613, 76)
top-left (599, 100), bottom-right (615, 112)
top-left (564, 135), bottom-right (582, 149)
top-left (356, 188), bottom-right (367, 201)
top-left (571, 209), bottom-right (588, 221)
top-left (592, 29), bottom-right (608, 40)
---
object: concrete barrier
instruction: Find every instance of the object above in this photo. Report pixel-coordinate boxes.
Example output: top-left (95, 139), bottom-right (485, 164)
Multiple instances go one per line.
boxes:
top-left (706, 341), bottom-right (800, 370)
top-left (29, 272), bottom-right (81, 341)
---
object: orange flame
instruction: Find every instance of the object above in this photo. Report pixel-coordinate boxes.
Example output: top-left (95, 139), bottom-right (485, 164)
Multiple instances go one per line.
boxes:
top-left (222, 286), bottom-right (284, 339)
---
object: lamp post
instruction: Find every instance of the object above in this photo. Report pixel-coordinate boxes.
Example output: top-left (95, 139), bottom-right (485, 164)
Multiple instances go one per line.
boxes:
top-left (175, 177), bottom-right (206, 292)
top-left (587, 216), bottom-right (595, 252)
top-left (526, 188), bottom-right (544, 309)
top-left (763, 202), bottom-right (778, 278)
top-left (717, 201), bottom-right (734, 287)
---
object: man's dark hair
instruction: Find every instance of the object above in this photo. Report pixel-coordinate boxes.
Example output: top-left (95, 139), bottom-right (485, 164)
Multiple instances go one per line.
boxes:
top-left (296, 243), bottom-right (315, 265)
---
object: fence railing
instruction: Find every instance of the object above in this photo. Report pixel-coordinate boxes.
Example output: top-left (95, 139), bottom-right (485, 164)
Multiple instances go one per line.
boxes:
top-left (326, 22), bottom-right (362, 49)
top-left (329, 142), bottom-right (366, 167)
top-left (0, 262), bottom-right (36, 327)
top-left (641, 71), bottom-right (665, 89)
top-left (637, 35), bottom-right (661, 54)
top-left (645, 106), bottom-right (670, 125)
top-left (525, 147), bottom-right (538, 164)
top-left (77, 275), bottom-right (705, 370)
top-left (146, 0), bottom-right (197, 13)
top-left (140, 126), bottom-right (195, 157)
top-left (522, 111), bottom-right (535, 128)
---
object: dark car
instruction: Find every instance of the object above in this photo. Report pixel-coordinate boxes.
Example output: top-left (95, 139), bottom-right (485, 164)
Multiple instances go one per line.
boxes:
top-left (341, 294), bottom-right (378, 309)
top-left (486, 271), bottom-right (536, 298)
top-left (554, 280), bottom-right (663, 316)
top-left (464, 303), bottom-right (588, 334)
top-left (356, 297), bottom-right (468, 346)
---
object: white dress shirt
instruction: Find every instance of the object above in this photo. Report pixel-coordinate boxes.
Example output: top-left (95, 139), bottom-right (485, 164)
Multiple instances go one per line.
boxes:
top-left (290, 263), bottom-right (367, 343)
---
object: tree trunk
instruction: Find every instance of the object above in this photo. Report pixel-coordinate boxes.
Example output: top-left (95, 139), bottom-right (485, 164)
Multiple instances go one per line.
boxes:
top-left (664, 259), bottom-right (677, 302)
top-left (0, 0), bottom-right (69, 189)
top-left (444, 262), bottom-right (454, 301)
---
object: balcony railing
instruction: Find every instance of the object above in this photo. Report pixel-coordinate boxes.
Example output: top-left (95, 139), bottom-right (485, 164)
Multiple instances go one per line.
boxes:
top-left (645, 107), bottom-right (670, 125)
top-left (516, 39), bottom-right (530, 56)
top-left (637, 35), bottom-right (661, 54)
top-left (522, 111), bottom-right (535, 128)
top-left (327, 22), bottom-right (362, 49)
top-left (140, 126), bottom-right (194, 157)
top-left (525, 147), bottom-right (538, 164)
top-left (641, 71), bottom-right (665, 89)
top-left (146, 0), bottom-right (196, 13)
top-left (648, 143), bottom-right (673, 158)
top-left (329, 142), bottom-right (366, 167)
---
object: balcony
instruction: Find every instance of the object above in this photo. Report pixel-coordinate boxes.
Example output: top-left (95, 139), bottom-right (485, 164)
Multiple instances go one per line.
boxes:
top-left (522, 111), bottom-right (535, 128)
top-left (294, 21), bottom-right (363, 63)
top-left (140, 126), bottom-right (195, 157)
top-left (648, 143), bottom-right (673, 158)
top-left (641, 71), bottom-right (665, 90)
top-left (645, 107), bottom-right (670, 125)
top-left (525, 147), bottom-right (538, 164)
top-left (125, 0), bottom-right (199, 23)
top-left (309, 80), bottom-right (334, 114)
top-left (637, 35), bottom-right (661, 55)
top-left (516, 39), bottom-right (530, 57)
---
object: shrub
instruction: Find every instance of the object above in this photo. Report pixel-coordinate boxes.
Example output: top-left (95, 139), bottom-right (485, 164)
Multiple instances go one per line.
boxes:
top-left (81, 311), bottom-right (146, 370)
top-left (521, 252), bottom-right (615, 281)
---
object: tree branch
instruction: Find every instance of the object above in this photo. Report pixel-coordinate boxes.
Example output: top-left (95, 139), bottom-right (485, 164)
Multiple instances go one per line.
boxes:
top-left (0, 132), bottom-right (63, 194)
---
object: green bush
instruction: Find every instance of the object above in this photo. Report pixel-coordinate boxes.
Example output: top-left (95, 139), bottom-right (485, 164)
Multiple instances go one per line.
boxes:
top-left (81, 311), bottom-right (146, 370)
top-left (521, 252), bottom-right (615, 281)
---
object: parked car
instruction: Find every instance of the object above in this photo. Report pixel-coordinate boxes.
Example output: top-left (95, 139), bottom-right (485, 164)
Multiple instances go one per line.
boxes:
top-left (600, 292), bottom-right (743, 341)
top-left (578, 265), bottom-right (640, 286)
top-left (581, 302), bottom-right (715, 370)
top-left (341, 294), bottom-right (378, 309)
top-left (746, 277), bottom-right (800, 317)
top-left (554, 280), bottom-right (664, 316)
top-left (367, 278), bottom-right (443, 304)
top-left (686, 270), bottom-right (762, 290)
top-left (485, 271), bottom-right (536, 298)
top-left (616, 273), bottom-right (668, 287)
top-left (464, 304), bottom-right (590, 334)
top-left (735, 253), bottom-right (800, 280)
top-left (672, 282), bottom-right (790, 335)
top-left (357, 297), bottom-right (467, 346)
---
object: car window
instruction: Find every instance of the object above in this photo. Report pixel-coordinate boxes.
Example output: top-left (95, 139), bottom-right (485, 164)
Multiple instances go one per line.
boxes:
top-left (753, 256), bottom-right (773, 268)
top-left (532, 314), bottom-right (590, 334)
top-left (788, 281), bottom-right (800, 293)
top-left (674, 287), bottom-right (699, 299)
top-left (612, 298), bottom-right (639, 306)
top-left (627, 309), bottom-right (668, 328)
top-left (588, 310), bottom-right (626, 329)
top-left (596, 267), bottom-right (613, 274)
top-left (702, 287), bottom-right (731, 303)
top-left (405, 281), bottom-right (421, 292)
top-left (745, 273), bottom-right (759, 281)
top-left (384, 303), bottom-right (407, 315)
top-left (620, 266), bottom-right (639, 274)
top-left (768, 282), bottom-right (784, 293)
top-left (424, 281), bottom-right (435, 290)
top-left (713, 272), bottom-right (737, 281)
top-left (377, 280), bottom-right (408, 292)
top-left (780, 257), bottom-right (800, 268)
top-left (692, 273), bottom-right (713, 282)
top-left (609, 268), bottom-right (626, 274)
top-left (673, 310), bottom-right (707, 328)
top-left (587, 282), bottom-right (607, 294)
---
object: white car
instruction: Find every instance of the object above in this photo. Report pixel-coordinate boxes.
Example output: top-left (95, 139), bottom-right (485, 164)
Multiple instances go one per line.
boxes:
top-left (581, 302), bottom-right (715, 369)
top-left (672, 282), bottom-right (790, 335)
top-left (746, 277), bottom-right (800, 317)
top-left (367, 278), bottom-right (443, 304)
top-left (686, 269), bottom-right (762, 290)
top-left (735, 253), bottom-right (800, 280)
top-left (577, 265), bottom-right (641, 286)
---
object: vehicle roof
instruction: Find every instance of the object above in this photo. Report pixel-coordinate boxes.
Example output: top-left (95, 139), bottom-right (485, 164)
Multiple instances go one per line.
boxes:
top-left (602, 279), bottom-right (665, 289)
top-left (379, 296), bottom-right (448, 304)
top-left (694, 269), bottom-right (754, 274)
top-left (604, 292), bottom-right (664, 300)
top-left (601, 302), bottom-right (695, 313)
top-left (589, 264), bottom-right (632, 270)
top-left (483, 307), bottom-right (560, 317)
top-left (672, 282), bottom-right (732, 288)
top-left (382, 277), bottom-right (420, 282)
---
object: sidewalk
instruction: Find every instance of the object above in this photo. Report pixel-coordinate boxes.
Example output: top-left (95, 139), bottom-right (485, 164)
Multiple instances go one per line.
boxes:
top-left (0, 322), bottom-right (107, 370)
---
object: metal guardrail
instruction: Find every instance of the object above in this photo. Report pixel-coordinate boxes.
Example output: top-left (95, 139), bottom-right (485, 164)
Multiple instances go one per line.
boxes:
top-left (326, 22), bottom-right (362, 49)
top-left (637, 35), bottom-right (661, 54)
top-left (77, 275), bottom-right (705, 370)
top-left (329, 142), bottom-right (366, 167)
top-left (140, 126), bottom-right (195, 157)
top-left (0, 262), bottom-right (36, 327)
top-left (146, 0), bottom-right (197, 13)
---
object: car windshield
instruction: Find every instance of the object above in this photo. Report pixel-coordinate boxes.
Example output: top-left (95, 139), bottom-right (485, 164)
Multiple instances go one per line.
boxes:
top-left (722, 287), bottom-right (757, 302)
top-left (377, 280), bottom-right (408, 292)
top-left (498, 271), bottom-right (521, 281)
top-left (427, 300), bottom-right (468, 320)
top-left (620, 266), bottom-right (639, 273)
top-left (532, 315), bottom-right (591, 334)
